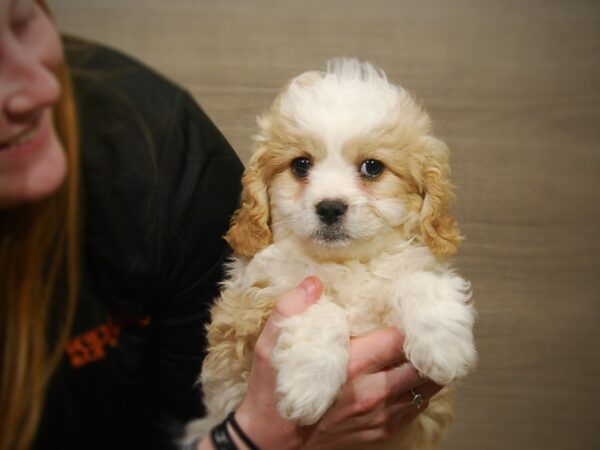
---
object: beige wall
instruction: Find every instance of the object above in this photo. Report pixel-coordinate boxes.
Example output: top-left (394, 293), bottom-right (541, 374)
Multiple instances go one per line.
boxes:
top-left (48, 1), bottom-right (600, 449)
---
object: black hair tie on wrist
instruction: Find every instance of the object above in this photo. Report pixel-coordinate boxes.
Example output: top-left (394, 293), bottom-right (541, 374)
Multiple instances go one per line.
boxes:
top-left (210, 415), bottom-right (238, 450)
top-left (227, 412), bottom-right (261, 450)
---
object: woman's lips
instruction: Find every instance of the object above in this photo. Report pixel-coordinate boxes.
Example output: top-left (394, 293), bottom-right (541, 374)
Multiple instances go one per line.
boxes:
top-left (0, 114), bottom-right (52, 162)
top-left (0, 125), bottom-right (42, 150)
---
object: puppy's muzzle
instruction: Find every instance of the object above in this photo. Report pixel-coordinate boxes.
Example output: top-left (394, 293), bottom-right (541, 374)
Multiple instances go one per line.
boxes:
top-left (316, 199), bottom-right (348, 225)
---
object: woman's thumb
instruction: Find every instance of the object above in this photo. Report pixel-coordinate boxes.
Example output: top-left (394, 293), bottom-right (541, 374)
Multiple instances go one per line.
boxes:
top-left (259, 276), bottom-right (322, 345)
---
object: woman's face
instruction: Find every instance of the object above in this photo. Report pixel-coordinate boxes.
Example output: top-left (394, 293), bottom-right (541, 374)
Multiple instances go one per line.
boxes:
top-left (0, 0), bottom-right (66, 209)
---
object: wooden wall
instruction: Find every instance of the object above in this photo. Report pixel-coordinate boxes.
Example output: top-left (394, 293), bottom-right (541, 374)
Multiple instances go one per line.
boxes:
top-left (49, 1), bottom-right (600, 449)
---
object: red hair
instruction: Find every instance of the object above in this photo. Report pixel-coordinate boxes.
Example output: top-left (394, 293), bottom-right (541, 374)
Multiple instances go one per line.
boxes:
top-left (0, 2), bottom-right (80, 449)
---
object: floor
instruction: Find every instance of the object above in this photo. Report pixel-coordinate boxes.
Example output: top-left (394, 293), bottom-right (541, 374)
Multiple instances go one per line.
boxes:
top-left (49, 1), bottom-right (600, 449)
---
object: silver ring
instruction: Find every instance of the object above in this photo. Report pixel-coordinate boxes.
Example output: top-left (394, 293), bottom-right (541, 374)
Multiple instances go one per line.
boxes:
top-left (410, 389), bottom-right (424, 409)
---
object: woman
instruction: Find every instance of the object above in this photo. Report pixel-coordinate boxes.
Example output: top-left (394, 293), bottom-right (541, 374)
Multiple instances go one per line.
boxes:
top-left (0, 1), bottom-right (441, 449)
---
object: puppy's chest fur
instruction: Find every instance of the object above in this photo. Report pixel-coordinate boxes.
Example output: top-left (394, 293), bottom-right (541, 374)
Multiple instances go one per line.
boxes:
top-left (230, 241), bottom-right (438, 336)
top-left (298, 259), bottom-right (394, 336)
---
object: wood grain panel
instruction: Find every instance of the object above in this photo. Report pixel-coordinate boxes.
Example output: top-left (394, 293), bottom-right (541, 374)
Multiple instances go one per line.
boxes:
top-left (48, 1), bottom-right (600, 448)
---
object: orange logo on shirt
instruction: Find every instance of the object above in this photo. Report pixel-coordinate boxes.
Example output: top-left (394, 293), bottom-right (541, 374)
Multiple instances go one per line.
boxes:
top-left (66, 311), bottom-right (151, 368)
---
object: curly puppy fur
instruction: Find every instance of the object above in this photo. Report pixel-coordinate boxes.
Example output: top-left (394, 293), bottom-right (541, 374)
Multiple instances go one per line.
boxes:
top-left (187, 59), bottom-right (476, 450)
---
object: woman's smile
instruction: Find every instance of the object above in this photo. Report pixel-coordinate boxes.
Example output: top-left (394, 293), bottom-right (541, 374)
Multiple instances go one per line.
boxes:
top-left (0, 112), bottom-right (49, 157)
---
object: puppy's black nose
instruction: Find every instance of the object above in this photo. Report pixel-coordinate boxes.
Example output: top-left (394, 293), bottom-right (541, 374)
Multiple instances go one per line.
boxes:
top-left (316, 200), bottom-right (348, 225)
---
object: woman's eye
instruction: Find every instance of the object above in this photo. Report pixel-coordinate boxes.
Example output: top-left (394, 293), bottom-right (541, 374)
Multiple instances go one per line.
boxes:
top-left (11, 1), bottom-right (36, 33)
top-left (359, 159), bottom-right (384, 179)
top-left (291, 157), bottom-right (312, 178)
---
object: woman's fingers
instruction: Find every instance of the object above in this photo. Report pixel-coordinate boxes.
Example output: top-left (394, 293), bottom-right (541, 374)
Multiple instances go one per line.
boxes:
top-left (347, 327), bottom-right (407, 379)
top-left (397, 379), bottom-right (443, 408)
top-left (345, 328), bottom-right (444, 414)
top-left (352, 363), bottom-right (425, 411)
top-left (330, 362), bottom-right (422, 422)
top-left (326, 378), bottom-right (443, 446)
top-left (330, 364), bottom-right (443, 432)
top-left (255, 276), bottom-right (322, 355)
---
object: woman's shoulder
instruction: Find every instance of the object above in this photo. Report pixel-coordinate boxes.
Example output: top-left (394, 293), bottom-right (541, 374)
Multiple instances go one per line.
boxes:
top-left (64, 35), bottom-right (231, 164)
top-left (66, 36), bottom-right (243, 304)
top-left (64, 36), bottom-right (185, 113)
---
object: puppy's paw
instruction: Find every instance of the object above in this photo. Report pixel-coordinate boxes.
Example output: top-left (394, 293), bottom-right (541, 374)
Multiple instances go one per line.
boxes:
top-left (396, 271), bottom-right (476, 385)
top-left (272, 300), bottom-right (349, 425)
top-left (404, 325), bottom-right (476, 385)
top-left (275, 350), bottom-right (347, 425)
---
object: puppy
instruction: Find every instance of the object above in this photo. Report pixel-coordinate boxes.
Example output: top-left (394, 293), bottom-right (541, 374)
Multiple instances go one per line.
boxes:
top-left (189, 59), bottom-right (476, 449)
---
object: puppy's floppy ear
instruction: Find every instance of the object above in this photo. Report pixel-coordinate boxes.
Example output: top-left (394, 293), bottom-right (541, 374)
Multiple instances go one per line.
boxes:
top-left (418, 136), bottom-right (462, 257)
top-left (225, 149), bottom-right (272, 258)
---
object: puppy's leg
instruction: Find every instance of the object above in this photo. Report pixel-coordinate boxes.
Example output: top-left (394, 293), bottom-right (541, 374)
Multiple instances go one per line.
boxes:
top-left (272, 297), bottom-right (349, 425)
top-left (183, 416), bottom-right (219, 447)
top-left (194, 287), bottom-right (273, 436)
top-left (371, 387), bottom-right (456, 450)
top-left (186, 332), bottom-right (253, 442)
top-left (393, 271), bottom-right (476, 385)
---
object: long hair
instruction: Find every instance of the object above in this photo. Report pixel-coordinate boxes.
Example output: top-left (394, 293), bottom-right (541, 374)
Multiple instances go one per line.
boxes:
top-left (0, 3), bottom-right (80, 449)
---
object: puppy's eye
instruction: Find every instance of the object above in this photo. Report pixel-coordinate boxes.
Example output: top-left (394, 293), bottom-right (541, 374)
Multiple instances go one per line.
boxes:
top-left (359, 160), bottom-right (384, 179)
top-left (291, 157), bottom-right (312, 178)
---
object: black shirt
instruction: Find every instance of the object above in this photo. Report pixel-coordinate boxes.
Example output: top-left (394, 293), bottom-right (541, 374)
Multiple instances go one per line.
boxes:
top-left (33, 38), bottom-right (243, 450)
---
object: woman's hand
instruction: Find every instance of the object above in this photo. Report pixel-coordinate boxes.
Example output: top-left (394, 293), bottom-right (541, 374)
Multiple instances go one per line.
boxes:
top-left (302, 328), bottom-right (442, 449)
top-left (201, 276), bottom-right (442, 450)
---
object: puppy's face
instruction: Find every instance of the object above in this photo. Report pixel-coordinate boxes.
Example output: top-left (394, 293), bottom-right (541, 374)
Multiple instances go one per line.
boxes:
top-left (268, 135), bottom-right (419, 253)
top-left (227, 60), bottom-right (460, 260)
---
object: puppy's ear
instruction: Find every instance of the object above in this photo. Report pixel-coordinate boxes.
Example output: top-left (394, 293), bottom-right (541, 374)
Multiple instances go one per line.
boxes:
top-left (225, 150), bottom-right (272, 258)
top-left (418, 137), bottom-right (462, 257)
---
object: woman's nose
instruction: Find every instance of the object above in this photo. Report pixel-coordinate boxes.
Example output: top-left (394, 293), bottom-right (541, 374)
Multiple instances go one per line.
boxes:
top-left (1, 39), bottom-right (61, 120)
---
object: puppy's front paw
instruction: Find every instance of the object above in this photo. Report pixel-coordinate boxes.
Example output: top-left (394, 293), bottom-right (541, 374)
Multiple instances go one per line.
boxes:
top-left (275, 350), bottom-right (347, 425)
top-left (405, 328), bottom-right (476, 385)
top-left (272, 300), bottom-right (349, 425)
top-left (397, 272), bottom-right (477, 385)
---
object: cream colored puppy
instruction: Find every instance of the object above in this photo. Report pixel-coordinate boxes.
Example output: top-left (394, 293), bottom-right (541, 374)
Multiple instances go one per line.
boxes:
top-left (193, 59), bottom-right (476, 449)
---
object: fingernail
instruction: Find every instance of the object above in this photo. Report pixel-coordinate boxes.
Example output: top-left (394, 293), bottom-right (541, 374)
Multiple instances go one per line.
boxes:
top-left (299, 276), bottom-right (320, 301)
